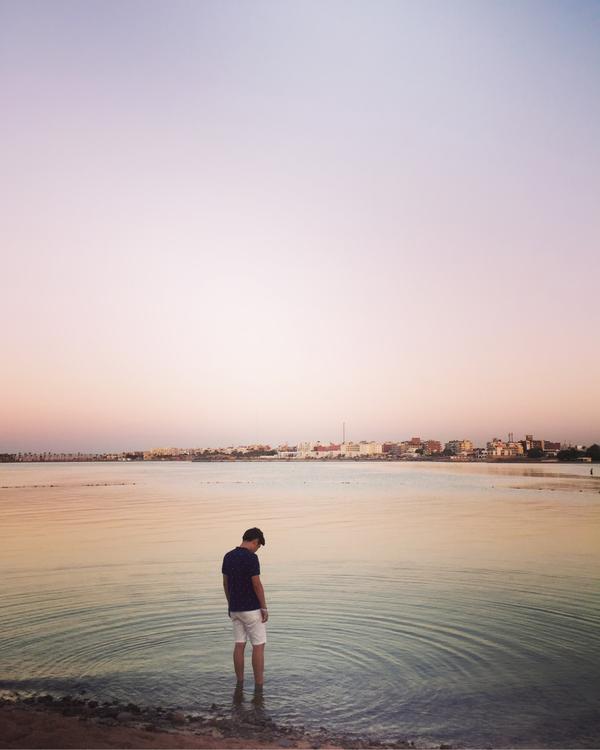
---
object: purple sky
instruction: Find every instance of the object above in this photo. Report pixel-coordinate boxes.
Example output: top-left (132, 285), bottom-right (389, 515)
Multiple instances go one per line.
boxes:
top-left (1, 0), bottom-right (599, 452)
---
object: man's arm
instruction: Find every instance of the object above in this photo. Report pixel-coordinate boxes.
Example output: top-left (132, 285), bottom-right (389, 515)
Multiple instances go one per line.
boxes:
top-left (251, 575), bottom-right (268, 622)
top-left (222, 574), bottom-right (230, 615)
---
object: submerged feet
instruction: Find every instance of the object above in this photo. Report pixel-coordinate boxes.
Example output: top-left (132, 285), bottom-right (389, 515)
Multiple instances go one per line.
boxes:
top-left (234, 680), bottom-right (263, 691)
top-left (232, 682), bottom-right (265, 712)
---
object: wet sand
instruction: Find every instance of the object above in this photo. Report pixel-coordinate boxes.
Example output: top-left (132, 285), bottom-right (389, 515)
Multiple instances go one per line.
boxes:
top-left (0, 694), bottom-right (419, 750)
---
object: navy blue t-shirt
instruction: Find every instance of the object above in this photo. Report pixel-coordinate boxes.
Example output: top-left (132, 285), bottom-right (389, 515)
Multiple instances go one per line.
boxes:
top-left (221, 547), bottom-right (261, 612)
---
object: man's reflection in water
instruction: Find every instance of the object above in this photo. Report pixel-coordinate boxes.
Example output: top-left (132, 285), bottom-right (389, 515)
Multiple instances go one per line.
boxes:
top-left (231, 684), bottom-right (267, 726)
top-left (251, 685), bottom-right (265, 712)
top-left (232, 684), bottom-right (244, 709)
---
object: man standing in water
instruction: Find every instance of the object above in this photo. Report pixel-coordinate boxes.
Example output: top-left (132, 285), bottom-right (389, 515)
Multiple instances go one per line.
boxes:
top-left (222, 528), bottom-right (268, 690)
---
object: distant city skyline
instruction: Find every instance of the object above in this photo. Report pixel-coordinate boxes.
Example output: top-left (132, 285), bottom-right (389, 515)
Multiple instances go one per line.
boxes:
top-left (5, 432), bottom-right (598, 463)
top-left (1, 427), bottom-right (594, 456)
top-left (2, 421), bottom-right (598, 455)
top-left (2, 1), bottom-right (599, 454)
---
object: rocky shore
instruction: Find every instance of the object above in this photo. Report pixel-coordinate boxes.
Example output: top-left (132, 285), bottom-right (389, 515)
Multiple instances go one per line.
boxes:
top-left (0, 692), bottom-right (448, 750)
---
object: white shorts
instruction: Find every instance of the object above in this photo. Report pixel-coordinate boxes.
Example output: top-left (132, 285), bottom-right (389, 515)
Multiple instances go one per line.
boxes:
top-left (231, 609), bottom-right (267, 646)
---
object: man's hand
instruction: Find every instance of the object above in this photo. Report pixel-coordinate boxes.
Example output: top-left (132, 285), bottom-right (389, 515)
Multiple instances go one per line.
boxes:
top-left (261, 608), bottom-right (269, 623)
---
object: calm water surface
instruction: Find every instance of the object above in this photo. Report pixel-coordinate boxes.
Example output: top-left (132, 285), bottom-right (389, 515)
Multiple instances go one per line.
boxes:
top-left (1, 461), bottom-right (599, 747)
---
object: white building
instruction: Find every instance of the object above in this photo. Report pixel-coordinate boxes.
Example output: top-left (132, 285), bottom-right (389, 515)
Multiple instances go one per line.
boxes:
top-left (486, 438), bottom-right (524, 457)
top-left (359, 441), bottom-right (384, 455)
top-left (445, 439), bottom-right (474, 455)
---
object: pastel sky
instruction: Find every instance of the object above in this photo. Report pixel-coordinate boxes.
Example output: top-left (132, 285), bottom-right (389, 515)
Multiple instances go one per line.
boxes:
top-left (1, 0), bottom-right (599, 452)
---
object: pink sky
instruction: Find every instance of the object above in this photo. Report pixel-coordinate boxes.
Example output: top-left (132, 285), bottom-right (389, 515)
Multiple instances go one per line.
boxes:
top-left (1, 1), bottom-right (599, 452)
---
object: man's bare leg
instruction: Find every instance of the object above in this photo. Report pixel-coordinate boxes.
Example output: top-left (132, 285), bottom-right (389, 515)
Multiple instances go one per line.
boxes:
top-left (252, 643), bottom-right (265, 686)
top-left (233, 642), bottom-right (246, 684)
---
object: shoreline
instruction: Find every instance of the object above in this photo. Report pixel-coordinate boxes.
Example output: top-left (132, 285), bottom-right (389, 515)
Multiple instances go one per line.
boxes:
top-left (3, 458), bottom-right (599, 463)
top-left (0, 693), bottom-right (430, 750)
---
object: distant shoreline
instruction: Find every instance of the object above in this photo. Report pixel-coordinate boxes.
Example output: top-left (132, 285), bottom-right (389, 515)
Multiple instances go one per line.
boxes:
top-left (2, 457), bottom-right (597, 464)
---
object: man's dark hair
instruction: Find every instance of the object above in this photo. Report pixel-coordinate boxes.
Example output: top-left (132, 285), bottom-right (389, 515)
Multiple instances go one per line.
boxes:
top-left (243, 527), bottom-right (265, 546)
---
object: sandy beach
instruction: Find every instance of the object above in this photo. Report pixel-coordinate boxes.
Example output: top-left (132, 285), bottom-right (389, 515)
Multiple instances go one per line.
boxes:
top-left (0, 694), bottom-right (420, 750)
